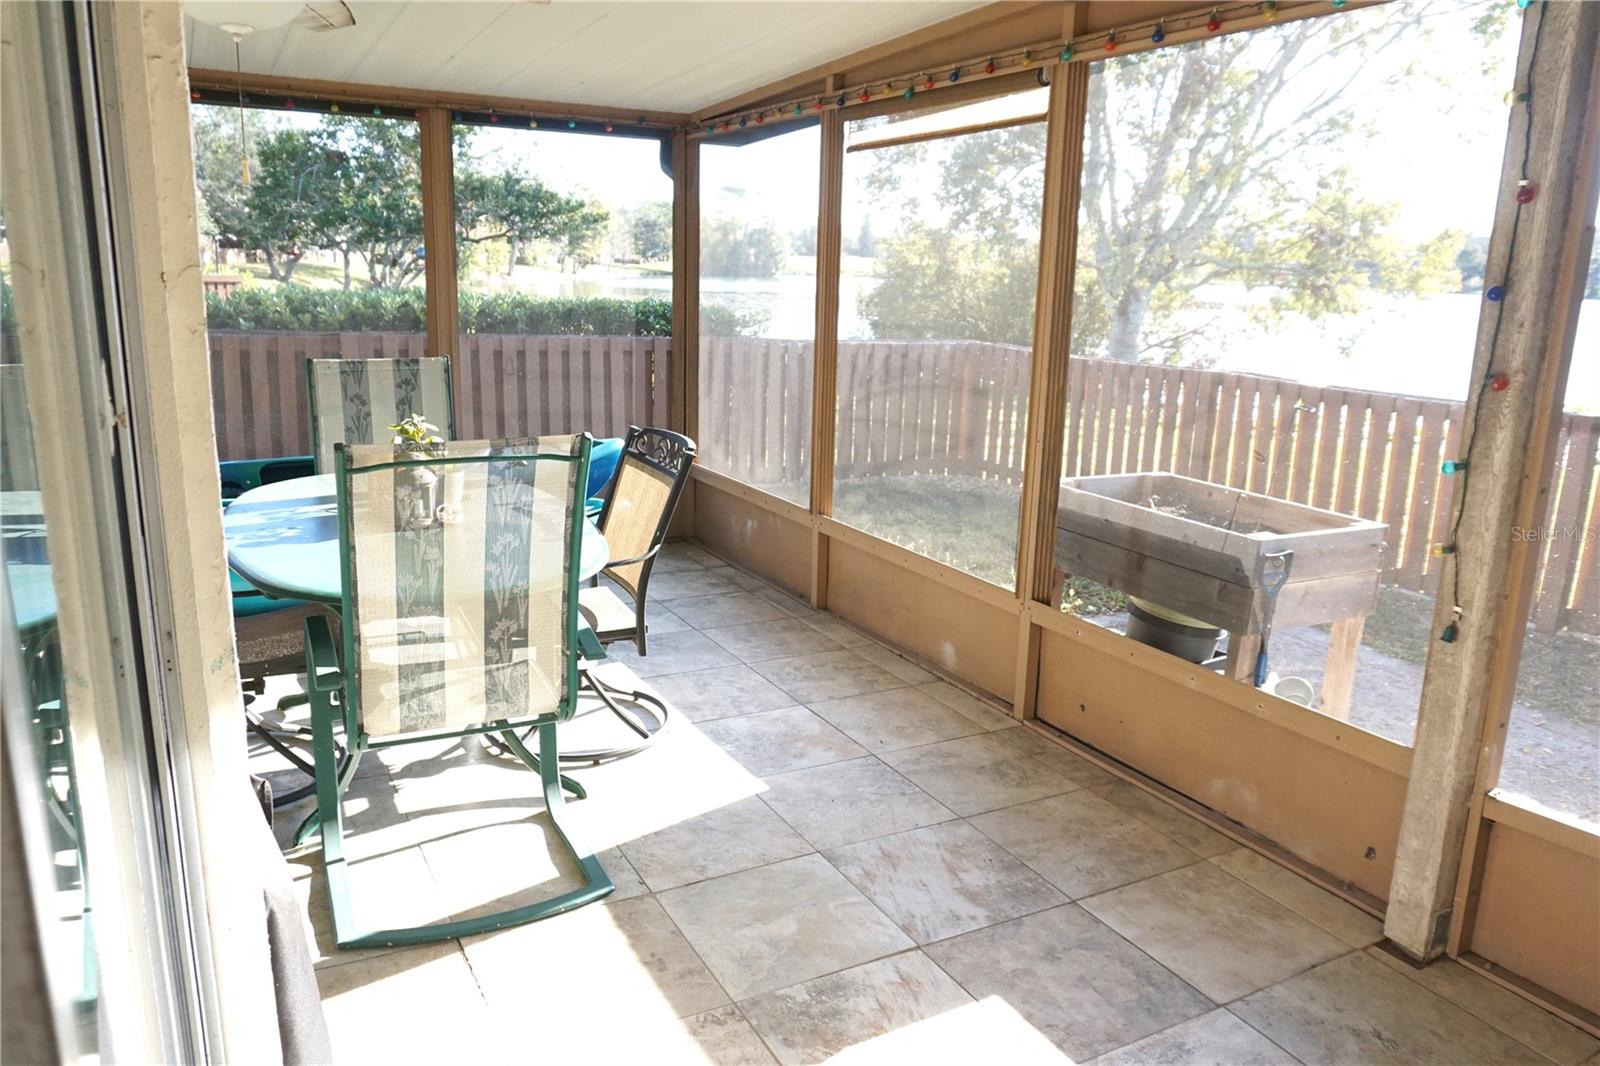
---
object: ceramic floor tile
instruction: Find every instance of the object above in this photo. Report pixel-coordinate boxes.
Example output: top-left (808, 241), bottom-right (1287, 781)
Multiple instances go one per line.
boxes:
top-left (998, 727), bottom-right (1119, 788)
top-left (647, 569), bottom-right (741, 601)
top-left (698, 705), bottom-right (869, 777)
top-left (673, 543), bottom-right (728, 568)
top-left (1080, 862), bottom-right (1349, 1002)
top-left (287, 842), bottom-right (447, 970)
top-left (644, 663), bottom-right (799, 722)
top-left (738, 950), bottom-right (1062, 1065)
top-left (808, 686), bottom-right (986, 753)
top-left (702, 618), bottom-right (849, 663)
top-left (416, 812), bottom-right (599, 923)
top-left (925, 904), bottom-right (1214, 1061)
top-left (824, 821), bottom-right (1066, 944)
top-left (1234, 951), bottom-right (1549, 1065)
top-left (850, 642), bottom-right (939, 685)
top-left (801, 614), bottom-right (876, 649)
top-left (1091, 1009), bottom-right (1298, 1066)
top-left (750, 649), bottom-right (907, 703)
top-left (650, 551), bottom-right (707, 575)
top-left (668, 591), bottom-right (797, 629)
top-left (969, 790), bottom-right (1205, 899)
top-left (602, 629), bottom-right (741, 678)
top-left (752, 587), bottom-right (824, 619)
top-left (917, 681), bottom-right (1019, 731)
top-left (658, 853), bottom-right (913, 999)
top-left (759, 756), bottom-right (956, 850)
top-left (722, 567), bottom-right (774, 592)
top-left (619, 794), bottom-right (812, 891)
top-left (1210, 849), bottom-right (1383, 948)
top-left (1091, 781), bottom-right (1237, 858)
top-left (316, 942), bottom-right (497, 1065)
top-left (642, 604), bottom-right (694, 636)
top-left (879, 732), bottom-right (1083, 816)
top-left (1366, 948), bottom-right (1600, 1065)
top-left (463, 895), bottom-right (728, 1020)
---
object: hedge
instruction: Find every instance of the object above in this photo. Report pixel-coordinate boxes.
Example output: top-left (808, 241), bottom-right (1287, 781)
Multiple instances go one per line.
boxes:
top-left (201, 286), bottom-right (762, 337)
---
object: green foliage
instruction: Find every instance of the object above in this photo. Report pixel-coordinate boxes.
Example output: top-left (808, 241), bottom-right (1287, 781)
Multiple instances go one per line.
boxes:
top-left (700, 217), bottom-right (787, 278)
top-left (627, 202), bottom-right (673, 261)
top-left (191, 106), bottom-right (609, 289)
top-left (861, 225), bottom-right (1039, 346)
top-left (859, 122), bottom-right (1046, 346)
top-left (201, 285), bottom-right (760, 337)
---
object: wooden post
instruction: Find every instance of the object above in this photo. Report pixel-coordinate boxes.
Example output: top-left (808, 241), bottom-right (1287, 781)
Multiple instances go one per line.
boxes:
top-left (419, 107), bottom-right (460, 410)
top-left (1011, 4), bottom-right (1089, 719)
top-left (810, 75), bottom-right (846, 607)
top-left (671, 128), bottom-right (699, 536)
top-left (1385, 0), bottom-right (1600, 961)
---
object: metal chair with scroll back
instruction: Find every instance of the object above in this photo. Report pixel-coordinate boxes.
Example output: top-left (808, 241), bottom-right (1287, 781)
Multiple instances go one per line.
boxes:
top-left (570, 425), bottom-right (696, 759)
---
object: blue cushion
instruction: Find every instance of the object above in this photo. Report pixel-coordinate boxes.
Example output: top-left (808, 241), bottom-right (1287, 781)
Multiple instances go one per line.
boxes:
top-left (586, 438), bottom-right (624, 501)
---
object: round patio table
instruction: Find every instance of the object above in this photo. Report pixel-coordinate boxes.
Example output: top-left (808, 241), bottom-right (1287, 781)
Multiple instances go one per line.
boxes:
top-left (223, 474), bottom-right (610, 605)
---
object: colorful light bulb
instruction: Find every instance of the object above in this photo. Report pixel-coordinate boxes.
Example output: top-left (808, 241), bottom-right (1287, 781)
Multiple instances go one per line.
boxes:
top-left (1152, 22), bottom-right (1166, 43)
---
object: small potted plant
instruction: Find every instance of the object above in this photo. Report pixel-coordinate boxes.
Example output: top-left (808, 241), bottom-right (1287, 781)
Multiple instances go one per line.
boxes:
top-left (389, 414), bottom-right (457, 527)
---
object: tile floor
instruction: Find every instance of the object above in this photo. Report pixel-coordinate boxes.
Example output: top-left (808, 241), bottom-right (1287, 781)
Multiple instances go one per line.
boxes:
top-left (252, 542), bottom-right (1600, 1066)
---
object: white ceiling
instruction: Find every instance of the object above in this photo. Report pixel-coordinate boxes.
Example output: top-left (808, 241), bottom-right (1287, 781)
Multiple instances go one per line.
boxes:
top-left (183, 2), bottom-right (987, 115)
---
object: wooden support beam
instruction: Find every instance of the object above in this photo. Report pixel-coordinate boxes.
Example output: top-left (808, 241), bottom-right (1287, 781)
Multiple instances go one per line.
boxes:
top-left (671, 128), bottom-right (700, 535)
top-left (1385, 0), bottom-right (1600, 960)
top-left (1011, 4), bottom-right (1090, 719)
top-left (418, 107), bottom-right (459, 396)
top-left (809, 75), bottom-right (846, 608)
top-left (186, 67), bottom-right (687, 126)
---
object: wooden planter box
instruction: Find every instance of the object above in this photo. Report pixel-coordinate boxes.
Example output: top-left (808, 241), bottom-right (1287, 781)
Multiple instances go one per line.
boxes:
top-left (1054, 471), bottom-right (1388, 718)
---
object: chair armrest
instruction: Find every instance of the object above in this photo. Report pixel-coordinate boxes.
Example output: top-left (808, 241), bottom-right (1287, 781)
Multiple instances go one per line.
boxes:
top-left (605, 543), bottom-right (663, 569)
top-left (303, 614), bottom-right (344, 693)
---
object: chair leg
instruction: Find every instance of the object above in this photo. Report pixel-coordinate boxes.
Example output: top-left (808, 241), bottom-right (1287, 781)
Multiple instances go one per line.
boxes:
top-left (322, 719), bottom-right (613, 949)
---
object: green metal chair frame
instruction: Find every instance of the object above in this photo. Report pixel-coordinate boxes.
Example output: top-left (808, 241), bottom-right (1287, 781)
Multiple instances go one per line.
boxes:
top-left (305, 435), bottom-right (612, 948)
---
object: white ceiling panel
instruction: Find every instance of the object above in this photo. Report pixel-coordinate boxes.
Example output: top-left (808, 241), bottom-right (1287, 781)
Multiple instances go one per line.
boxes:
top-left (183, 1), bottom-right (987, 113)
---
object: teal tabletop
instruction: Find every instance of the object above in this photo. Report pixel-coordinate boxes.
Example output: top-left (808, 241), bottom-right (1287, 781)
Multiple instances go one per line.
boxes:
top-left (223, 474), bottom-right (610, 605)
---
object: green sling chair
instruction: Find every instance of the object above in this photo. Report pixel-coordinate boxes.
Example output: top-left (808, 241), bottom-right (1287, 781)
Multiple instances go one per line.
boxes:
top-left (304, 434), bottom-right (612, 948)
top-left (306, 355), bottom-right (456, 474)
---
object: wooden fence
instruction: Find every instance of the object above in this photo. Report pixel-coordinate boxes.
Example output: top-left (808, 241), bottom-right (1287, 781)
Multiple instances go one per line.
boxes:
top-left (208, 330), bottom-right (672, 461)
top-left (205, 331), bottom-right (1598, 634)
top-left (697, 338), bottom-right (1600, 635)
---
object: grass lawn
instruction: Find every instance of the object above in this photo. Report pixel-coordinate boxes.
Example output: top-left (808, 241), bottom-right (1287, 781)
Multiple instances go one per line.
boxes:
top-left (1364, 584), bottom-right (1599, 729)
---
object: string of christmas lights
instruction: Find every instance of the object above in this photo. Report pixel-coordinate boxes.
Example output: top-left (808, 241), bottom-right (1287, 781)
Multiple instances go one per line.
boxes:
top-left (1436, 0), bottom-right (1548, 644)
top-left (697, 0), bottom-right (1354, 137)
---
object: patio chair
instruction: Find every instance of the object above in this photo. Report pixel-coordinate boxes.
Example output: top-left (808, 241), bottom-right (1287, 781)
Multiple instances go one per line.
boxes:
top-left (304, 435), bottom-right (612, 948)
top-left (306, 356), bottom-right (455, 474)
top-left (566, 426), bottom-right (696, 758)
top-left (580, 425), bottom-right (697, 656)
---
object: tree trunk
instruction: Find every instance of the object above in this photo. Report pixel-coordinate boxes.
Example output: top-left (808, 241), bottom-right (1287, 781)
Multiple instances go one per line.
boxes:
top-left (279, 252), bottom-right (303, 285)
top-left (1106, 288), bottom-right (1152, 362)
top-left (341, 247), bottom-right (352, 291)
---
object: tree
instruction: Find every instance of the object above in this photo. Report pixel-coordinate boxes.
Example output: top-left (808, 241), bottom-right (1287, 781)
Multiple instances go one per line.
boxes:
top-left (852, 217), bottom-right (876, 258)
top-left (700, 218), bottom-right (786, 278)
top-left (628, 201), bottom-right (672, 261)
top-left (791, 223), bottom-right (817, 256)
top-left (1074, 9), bottom-right (1495, 361)
top-left (856, 5), bottom-right (1504, 362)
top-left (454, 162), bottom-right (609, 276)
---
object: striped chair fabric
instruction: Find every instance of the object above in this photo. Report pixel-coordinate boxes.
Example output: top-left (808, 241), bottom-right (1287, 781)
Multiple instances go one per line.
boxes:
top-left (309, 357), bottom-right (453, 474)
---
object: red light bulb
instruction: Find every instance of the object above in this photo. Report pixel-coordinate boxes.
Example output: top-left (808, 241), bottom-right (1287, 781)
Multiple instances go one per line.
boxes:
top-left (1489, 374), bottom-right (1511, 392)
top-left (985, 58), bottom-right (996, 74)
top-left (1516, 184), bottom-right (1538, 204)
top-left (1206, 13), bottom-right (1223, 31)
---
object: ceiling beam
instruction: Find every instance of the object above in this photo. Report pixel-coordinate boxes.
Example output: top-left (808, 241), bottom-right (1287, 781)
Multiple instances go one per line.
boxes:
top-left (185, 67), bottom-right (690, 127)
